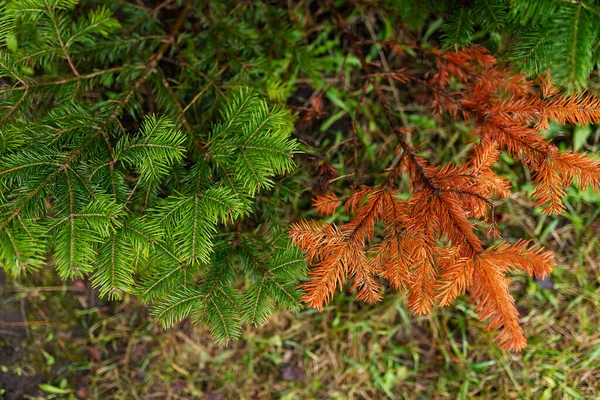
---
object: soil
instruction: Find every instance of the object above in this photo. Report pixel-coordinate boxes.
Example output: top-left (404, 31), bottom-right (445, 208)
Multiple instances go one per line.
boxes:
top-left (0, 272), bottom-right (44, 400)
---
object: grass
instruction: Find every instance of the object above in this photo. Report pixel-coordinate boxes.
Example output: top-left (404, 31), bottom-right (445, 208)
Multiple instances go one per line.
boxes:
top-left (1, 199), bottom-right (599, 399)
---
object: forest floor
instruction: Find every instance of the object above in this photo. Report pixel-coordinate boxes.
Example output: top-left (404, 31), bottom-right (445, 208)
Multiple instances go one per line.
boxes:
top-left (1, 185), bottom-right (599, 399)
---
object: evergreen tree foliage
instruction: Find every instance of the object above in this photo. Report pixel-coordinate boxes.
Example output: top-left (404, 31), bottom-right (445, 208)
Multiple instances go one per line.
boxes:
top-left (397, 0), bottom-right (600, 91)
top-left (0, 0), bottom-right (308, 342)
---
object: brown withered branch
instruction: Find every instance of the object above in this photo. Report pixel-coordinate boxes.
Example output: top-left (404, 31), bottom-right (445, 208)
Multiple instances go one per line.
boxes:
top-left (289, 6), bottom-right (600, 351)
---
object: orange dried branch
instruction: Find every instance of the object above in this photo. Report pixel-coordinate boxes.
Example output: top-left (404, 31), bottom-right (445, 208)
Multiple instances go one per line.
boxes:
top-left (406, 238), bottom-right (438, 315)
top-left (301, 256), bottom-right (348, 310)
top-left (537, 91), bottom-right (600, 128)
top-left (288, 220), bottom-right (344, 263)
top-left (313, 193), bottom-right (342, 216)
top-left (436, 256), bottom-right (473, 307)
top-left (483, 240), bottom-right (555, 279)
top-left (290, 188), bottom-right (401, 309)
top-left (288, 220), bottom-right (347, 309)
top-left (350, 250), bottom-right (383, 304)
top-left (375, 232), bottom-right (413, 291)
top-left (471, 256), bottom-right (527, 351)
top-left (343, 188), bottom-right (393, 243)
top-left (344, 185), bottom-right (375, 215)
top-left (290, 26), bottom-right (596, 350)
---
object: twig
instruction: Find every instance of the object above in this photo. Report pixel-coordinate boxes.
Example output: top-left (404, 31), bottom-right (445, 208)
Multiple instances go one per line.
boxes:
top-left (11, 286), bottom-right (85, 292)
top-left (0, 321), bottom-right (48, 327)
top-left (0, 66), bottom-right (136, 94)
top-left (363, 13), bottom-right (410, 131)
top-left (351, 82), bottom-right (369, 185)
top-left (182, 66), bottom-right (228, 114)
top-left (20, 296), bottom-right (31, 338)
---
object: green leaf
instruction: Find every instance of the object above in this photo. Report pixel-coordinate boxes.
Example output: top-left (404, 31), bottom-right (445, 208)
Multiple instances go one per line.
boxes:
top-left (39, 383), bottom-right (72, 395)
top-left (91, 230), bottom-right (136, 300)
top-left (573, 124), bottom-right (592, 151)
top-left (197, 248), bottom-right (241, 343)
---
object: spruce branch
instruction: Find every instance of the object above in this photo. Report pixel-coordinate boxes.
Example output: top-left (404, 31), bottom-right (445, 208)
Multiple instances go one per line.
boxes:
top-left (0, 0), bottom-right (302, 343)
